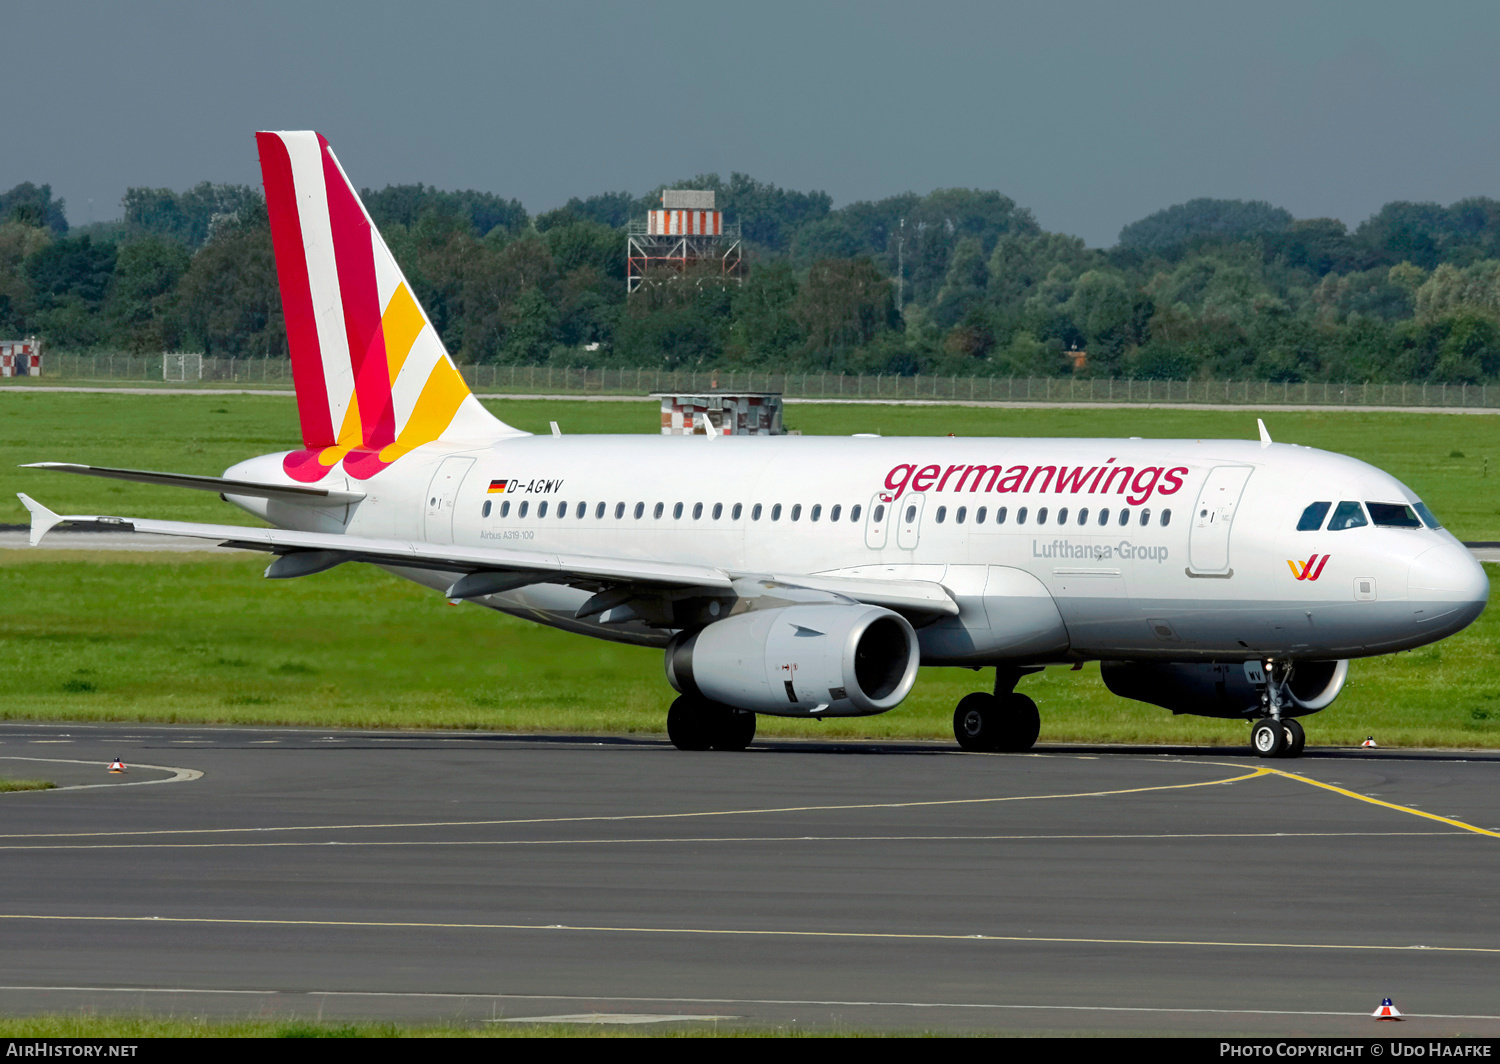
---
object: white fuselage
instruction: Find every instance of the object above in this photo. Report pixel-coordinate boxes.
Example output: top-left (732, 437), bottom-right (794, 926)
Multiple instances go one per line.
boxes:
top-left (226, 433), bottom-right (1489, 666)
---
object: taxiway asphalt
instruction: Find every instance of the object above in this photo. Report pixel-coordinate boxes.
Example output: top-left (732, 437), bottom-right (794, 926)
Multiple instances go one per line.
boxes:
top-left (1, 722), bottom-right (1498, 1035)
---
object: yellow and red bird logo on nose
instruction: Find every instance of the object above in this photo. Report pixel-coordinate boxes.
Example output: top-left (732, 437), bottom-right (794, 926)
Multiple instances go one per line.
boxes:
top-left (1288, 555), bottom-right (1330, 581)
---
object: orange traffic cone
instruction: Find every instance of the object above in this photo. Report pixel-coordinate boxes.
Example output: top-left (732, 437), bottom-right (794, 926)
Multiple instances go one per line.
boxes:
top-left (1372, 997), bottom-right (1403, 1020)
top-left (108, 758), bottom-right (126, 774)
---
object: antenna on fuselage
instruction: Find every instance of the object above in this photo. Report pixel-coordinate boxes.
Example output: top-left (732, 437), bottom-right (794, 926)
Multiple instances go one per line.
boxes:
top-left (1257, 418), bottom-right (1272, 448)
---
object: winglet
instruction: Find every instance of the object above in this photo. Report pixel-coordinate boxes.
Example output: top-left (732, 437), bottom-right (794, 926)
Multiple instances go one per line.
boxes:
top-left (16, 493), bottom-right (64, 547)
top-left (1257, 418), bottom-right (1272, 448)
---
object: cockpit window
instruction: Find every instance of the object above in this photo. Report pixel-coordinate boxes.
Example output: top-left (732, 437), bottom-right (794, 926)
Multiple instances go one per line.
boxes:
top-left (1413, 501), bottom-right (1443, 529)
top-left (1327, 500), bottom-right (1368, 531)
top-left (1366, 502), bottom-right (1422, 529)
top-left (1297, 501), bottom-right (1331, 531)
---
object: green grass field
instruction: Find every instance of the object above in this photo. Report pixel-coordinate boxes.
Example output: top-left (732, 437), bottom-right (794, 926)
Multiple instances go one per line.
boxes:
top-left (2, 391), bottom-right (1497, 748)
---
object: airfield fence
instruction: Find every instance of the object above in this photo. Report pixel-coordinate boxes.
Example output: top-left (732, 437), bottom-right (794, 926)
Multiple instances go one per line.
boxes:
top-left (19, 352), bottom-right (1500, 409)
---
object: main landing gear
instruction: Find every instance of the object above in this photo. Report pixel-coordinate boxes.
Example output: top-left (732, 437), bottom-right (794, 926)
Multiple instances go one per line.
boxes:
top-left (1248, 659), bottom-right (1306, 759)
top-left (666, 695), bottom-right (757, 752)
top-left (953, 668), bottom-right (1041, 752)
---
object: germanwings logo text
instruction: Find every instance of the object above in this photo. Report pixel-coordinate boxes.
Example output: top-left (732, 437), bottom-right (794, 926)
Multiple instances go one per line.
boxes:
top-left (1288, 555), bottom-right (1330, 581)
top-left (883, 459), bottom-right (1188, 505)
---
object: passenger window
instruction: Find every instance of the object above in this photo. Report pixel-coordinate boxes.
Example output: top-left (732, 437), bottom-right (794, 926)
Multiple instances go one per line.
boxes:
top-left (1098, 508), bottom-right (1109, 526)
top-left (830, 504), bottom-right (841, 522)
top-left (904, 504), bottom-right (916, 523)
top-left (1367, 502), bottom-right (1421, 529)
top-left (935, 506), bottom-right (947, 524)
top-left (482, 500), bottom-right (491, 518)
top-left (1139, 508), bottom-right (1151, 526)
top-left (1297, 501), bottom-right (1331, 531)
top-left (1056, 507), bottom-right (1068, 524)
top-left (996, 506), bottom-right (1008, 524)
top-left (791, 504), bottom-right (802, 521)
top-left (772, 504), bottom-right (782, 521)
top-left (519, 501), bottom-right (529, 518)
top-left (654, 503), bottom-right (665, 519)
top-left (850, 504), bottom-right (862, 522)
top-left (500, 500), bottom-right (510, 518)
top-left (634, 502), bottom-right (645, 519)
top-left (1160, 509), bottom-right (1171, 527)
top-left (733, 503), bottom-right (743, 520)
top-left (1077, 508), bottom-right (1087, 525)
top-left (557, 502), bottom-right (568, 518)
top-left (596, 502), bottom-right (605, 519)
top-left (1327, 501), bottom-right (1368, 531)
top-left (976, 506), bottom-right (987, 523)
top-left (956, 506), bottom-right (967, 524)
top-left (1037, 507), bottom-right (1049, 525)
top-left (692, 502), bottom-right (703, 520)
top-left (871, 504), bottom-right (884, 522)
top-left (538, 501), bottom-right (548, 518)
top-left (811, 504), bottom-right (821, 522)
top-left (1118, 508), bottom-right (1130, 526)
top-left (672, 502), bottom-right (683, 519)
top-left (752, 504), bottom-right (762, 521)
top-left (1017, 507), bottom-right (1028, 525)
top-left (712, 503), bottom-right (722, 520)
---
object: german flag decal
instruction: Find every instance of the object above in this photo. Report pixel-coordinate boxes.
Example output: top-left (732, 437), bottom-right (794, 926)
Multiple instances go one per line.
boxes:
top-left (487, 479), bottom-right (511, 494)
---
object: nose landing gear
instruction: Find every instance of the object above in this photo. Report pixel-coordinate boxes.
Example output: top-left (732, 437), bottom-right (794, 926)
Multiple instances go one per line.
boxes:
top-left (1247, 659), bottom-right (1306, 758)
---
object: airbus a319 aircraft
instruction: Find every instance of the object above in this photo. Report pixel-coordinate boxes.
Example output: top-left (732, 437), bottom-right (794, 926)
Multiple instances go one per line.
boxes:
top-left (18, 133), bottom-right (1490, 758)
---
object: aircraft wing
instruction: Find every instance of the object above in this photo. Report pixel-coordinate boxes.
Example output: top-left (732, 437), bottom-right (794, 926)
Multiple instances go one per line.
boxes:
top-left (20, 463), bottom-right (368, 506)
top-left (15, 494), bottom-right (958, 620)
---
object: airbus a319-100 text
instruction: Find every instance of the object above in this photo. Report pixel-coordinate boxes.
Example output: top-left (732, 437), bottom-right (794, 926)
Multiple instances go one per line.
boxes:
top-left (18, 132), bottom-right (1490, 758)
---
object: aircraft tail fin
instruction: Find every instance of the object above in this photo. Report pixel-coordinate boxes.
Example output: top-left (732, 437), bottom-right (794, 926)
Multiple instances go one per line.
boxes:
top-left (255, 131), bottom-right (522, 483)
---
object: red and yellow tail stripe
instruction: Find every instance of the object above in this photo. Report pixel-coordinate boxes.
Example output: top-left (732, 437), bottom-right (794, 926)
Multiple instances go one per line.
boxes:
top-left (256, 131), bottom-right (517, 482)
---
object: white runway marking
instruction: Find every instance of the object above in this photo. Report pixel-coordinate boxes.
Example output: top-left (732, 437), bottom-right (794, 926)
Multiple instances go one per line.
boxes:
top-left (1, 984), bottom-right (1496, 1021)
top-left (0, 830), bottom-right (1467, 851)
top-left (0, 756), bottom-right (202, 791)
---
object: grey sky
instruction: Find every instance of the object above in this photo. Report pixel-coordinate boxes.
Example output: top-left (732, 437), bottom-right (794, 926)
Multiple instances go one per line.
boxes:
top-left (8, 0), bottom-right (1499, 246)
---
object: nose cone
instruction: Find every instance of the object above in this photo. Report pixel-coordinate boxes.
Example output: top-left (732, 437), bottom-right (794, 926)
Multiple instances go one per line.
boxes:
top-left (1409, 542), bottom-right (1490, 635)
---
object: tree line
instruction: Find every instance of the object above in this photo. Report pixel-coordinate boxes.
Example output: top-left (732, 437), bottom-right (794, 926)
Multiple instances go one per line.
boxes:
top-left (2, 172), bottom-right (1499, 383)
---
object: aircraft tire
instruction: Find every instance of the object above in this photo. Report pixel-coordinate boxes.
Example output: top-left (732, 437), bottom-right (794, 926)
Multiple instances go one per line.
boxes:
top-left (954, 693), bottom-right (1001, 751)
top-left (1280, 718), bottom-right (1306, 758)
top-left (666, 696), bottom-right (714, 751)
top-left (1251, 719), bottom-right (1287, 758)
top-left (711, 708), bottom-right (757, 752)
top-left (996, 693), bottom-right (1041, 752)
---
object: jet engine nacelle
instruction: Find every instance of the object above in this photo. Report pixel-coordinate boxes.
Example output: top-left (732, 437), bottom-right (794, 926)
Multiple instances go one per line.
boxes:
top-left (1100, 659), bottom-right (1349, 719)
top-left (665, 604), bottom-right (920, 717)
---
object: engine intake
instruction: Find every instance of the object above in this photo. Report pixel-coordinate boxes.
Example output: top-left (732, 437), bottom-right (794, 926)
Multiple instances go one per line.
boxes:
top-left (666, 604), bottom-right (920, 717)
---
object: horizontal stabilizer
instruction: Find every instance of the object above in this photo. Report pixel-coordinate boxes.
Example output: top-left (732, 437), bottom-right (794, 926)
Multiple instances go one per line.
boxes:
top-left (22, 463), bottom-right (366, 506)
